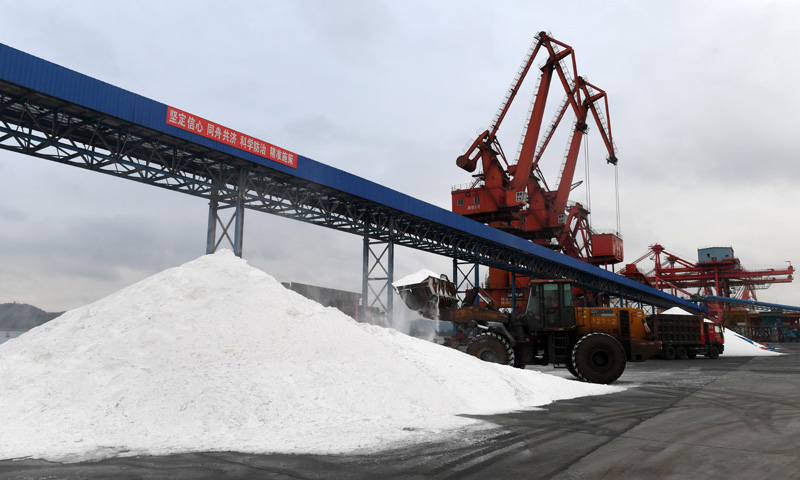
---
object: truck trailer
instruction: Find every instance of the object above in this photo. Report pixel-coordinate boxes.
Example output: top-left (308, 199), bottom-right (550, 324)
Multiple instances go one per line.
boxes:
top-left (647, 311), bottom-right (724, 360)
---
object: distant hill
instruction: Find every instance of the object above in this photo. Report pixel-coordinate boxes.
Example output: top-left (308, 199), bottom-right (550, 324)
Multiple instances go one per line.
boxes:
top-left (0, 303), bottom-right (63, 330)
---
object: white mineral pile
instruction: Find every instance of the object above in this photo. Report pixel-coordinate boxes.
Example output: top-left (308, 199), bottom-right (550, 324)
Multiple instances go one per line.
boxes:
top-left (722, 328), bottom-right (782, 356)
top-left (393, 268), bottom-right (442, 287)
top-left (0, 251), bottom-right (622, 463)
top-left (660, 307), bottom-right (695, 315)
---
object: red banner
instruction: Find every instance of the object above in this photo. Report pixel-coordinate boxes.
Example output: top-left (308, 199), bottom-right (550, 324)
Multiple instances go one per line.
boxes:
top-left (166, 106), bottom-right (297, 169)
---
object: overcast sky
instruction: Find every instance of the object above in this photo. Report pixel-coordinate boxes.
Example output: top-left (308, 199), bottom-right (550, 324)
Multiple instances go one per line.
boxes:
top-left (1, 0), bottom-right (798, 313)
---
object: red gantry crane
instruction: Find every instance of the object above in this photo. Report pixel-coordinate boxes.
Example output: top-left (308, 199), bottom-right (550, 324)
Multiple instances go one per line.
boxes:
top-left (452, 31), bottom-right (622, 312)
top-left (622, 244), bottom-right (794, 321)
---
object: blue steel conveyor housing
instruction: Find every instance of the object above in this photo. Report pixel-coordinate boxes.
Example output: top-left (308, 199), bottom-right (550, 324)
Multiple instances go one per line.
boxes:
top-left (0, 42), bottom-right (703, 313)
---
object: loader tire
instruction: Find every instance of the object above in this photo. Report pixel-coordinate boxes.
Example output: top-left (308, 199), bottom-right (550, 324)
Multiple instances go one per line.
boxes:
top-left (466, 332), bottom-right (516, 366)
top-left (566, 354), bottom-right (583, 381)
top-left (572, 333), bottom-right (626, 384)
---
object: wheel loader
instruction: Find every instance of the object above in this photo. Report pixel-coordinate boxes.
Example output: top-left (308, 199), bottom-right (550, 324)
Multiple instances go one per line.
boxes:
top-left (395, 274), bottom-right (661, 384)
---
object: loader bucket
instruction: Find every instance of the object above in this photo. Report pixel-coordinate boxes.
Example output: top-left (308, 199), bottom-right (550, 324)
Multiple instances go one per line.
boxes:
top-left (394, 275), bottom-right (459, 319)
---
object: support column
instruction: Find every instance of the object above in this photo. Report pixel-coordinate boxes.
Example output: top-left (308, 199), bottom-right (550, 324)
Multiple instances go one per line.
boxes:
top-left (361, 234), bottom-right (369, 319)
top-left (360, 220), bottom-right (395, 323)
top-left (387, 217), bottom-right (395, 318)
top-left (452, 251), bottom-right (480, 340)
top-left (205, 168), bottom-right (248, 257)
top-left (453, 257), bottom-right (480, 304)
top-left (511, 272), bottom-right (516, 314)
top-left (206, 194), bottom-right (218, 255)
top-left (232, 168), bottom-right (247, 257)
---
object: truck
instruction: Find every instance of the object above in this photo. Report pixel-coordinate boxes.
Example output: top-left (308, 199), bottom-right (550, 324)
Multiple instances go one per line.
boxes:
top-left (647, 311), bottom-right (724, 360)
top-left (395, 274), bottom-right (661, 384)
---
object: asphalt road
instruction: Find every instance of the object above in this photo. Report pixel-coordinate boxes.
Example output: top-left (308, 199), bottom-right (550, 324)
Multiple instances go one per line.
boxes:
top-left (3, 345), bottom-right (800, 479)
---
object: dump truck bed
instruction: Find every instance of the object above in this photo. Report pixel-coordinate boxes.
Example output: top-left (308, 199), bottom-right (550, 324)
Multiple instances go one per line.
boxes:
top-left (647, 314), bottom-right (703, 346)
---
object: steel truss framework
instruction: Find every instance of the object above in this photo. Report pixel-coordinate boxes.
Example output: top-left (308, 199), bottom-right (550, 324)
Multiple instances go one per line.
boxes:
top-left (453, 257), bottom-right (480, 300)
top-left (0, 79), bottom-right (697, 315)
top-left (362, 234), bottom-right (393, 322)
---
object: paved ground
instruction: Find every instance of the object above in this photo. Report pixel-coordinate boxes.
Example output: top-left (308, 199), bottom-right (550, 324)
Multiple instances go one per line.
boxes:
top-left (3, 345), bottom-right (800, 479)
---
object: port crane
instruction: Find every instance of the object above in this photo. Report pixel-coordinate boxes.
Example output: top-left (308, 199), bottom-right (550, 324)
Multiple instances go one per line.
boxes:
top-left (451, 32), bottom-right (622, 312)
top-left (623, 244), bottom-right (794, 321)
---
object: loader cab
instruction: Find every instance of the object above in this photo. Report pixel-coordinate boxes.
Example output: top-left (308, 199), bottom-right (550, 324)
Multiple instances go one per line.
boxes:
top-left (525, 279), bottom-right (575, 331)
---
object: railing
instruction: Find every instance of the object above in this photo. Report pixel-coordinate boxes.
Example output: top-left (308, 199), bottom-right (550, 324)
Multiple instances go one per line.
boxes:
top-left (512, 74), bottom-right (543, 166)
top-left (451, 181), bottom-right (482, 192)
top-left (491, 34), bottom-right (542, 133)
top-left (591, 229), bottom-right (623, 238)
